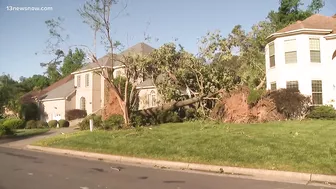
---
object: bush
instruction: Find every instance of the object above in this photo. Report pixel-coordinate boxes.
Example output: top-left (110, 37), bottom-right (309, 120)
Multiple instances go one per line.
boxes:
top-left (183, 108), bottom-right (198, 121)
top-left (0, 124), bottom-right (14, 136)
top-left (20, 103), bottom-right (39, 121)
top-left (130, 112), bottom-right (148, 127)
top-left (248, 89), bottom-right (265, 106)
top-left (65, 109), bottom-right (87, 121)
top-left (267, 88), bottom-right (311, 119)
top-left (58, 119), bottom-right (70, 128)
top-left (79, 114), bottom-right (102, 130)
top-left (48, 120), bottom-right (58, 128)
top-left (36, 121), bottom-right (49, 128)
top-left (25, 120), bottom-right (37, 129)
top-left (3, 119), bottom-right (25, 129)
top-left (156, 110), bottom-right (182, 124)
top-left (307, 105), bottom-right (336, 120)
top-left (103, 114), bottom-right (124, 130)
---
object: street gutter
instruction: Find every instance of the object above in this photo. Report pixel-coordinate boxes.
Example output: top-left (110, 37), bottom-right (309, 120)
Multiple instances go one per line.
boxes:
top-left (26, 145), bottom-right (336, 188)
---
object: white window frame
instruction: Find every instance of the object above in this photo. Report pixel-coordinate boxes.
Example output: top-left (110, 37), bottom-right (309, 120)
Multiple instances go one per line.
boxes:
top-left (85, 74), bottom-right (90, 87)
top-left (77, 75), bottom-right (81, 88)
top-left (284, 39), bottom-right (297, 64)
top-left (269, 42), bottom-right (275, 68)
top-left (309, 38), bottom-right (321, 63)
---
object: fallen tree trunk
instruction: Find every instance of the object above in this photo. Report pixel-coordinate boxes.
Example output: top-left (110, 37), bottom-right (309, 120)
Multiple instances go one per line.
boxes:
top-left (139, 90), bottom-right (224, 116)
top-left (255, 76), bottom-right (266, 90)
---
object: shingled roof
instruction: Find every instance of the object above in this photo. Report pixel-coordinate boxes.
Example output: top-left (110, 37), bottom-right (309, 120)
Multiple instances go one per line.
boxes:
top-left (267, 14), bottom-right (336, 41)
top-left (40, 79), bottom-right (75, 101)
top-left (74, 42), bottom-right (155, 73)
top-left (20, 74), bottom-right (74, 103)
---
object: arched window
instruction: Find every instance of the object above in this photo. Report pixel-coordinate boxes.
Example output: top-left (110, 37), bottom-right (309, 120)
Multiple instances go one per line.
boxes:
top-left (148, 90), bottom-right (156, 107)
top-left (80, 97), bottom-right (86, 110)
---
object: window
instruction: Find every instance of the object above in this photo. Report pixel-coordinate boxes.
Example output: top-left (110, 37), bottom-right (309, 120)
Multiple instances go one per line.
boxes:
top-left (312, 80), bottom-right (323, 105)
top-left (115, 71), bottom-right (121, 78)
top-left (310, 38), bottom-right (321, 63)
top-left (269, 42), bottom-right (275, 67)
top-left (286, 81), bottom-right (299, 90)
top-left (270, 82), bottom-right (277, 90)
top-left (85, 74), bottom-right (89, 87)
top-left (148, 90), bottom-right (156, 107)
top-left (80, 97), bottom-right (86, 110)
top-left (77, 75), bottom-right (81, 87)
top-left (284, 39), bottom-right (297, 64)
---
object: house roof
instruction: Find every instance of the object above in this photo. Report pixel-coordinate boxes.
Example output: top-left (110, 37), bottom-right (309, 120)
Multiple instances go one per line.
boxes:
top-left (277, 14), bottom-right (336, 33)
top-left (74, 42), bottom-right (155, 73)
top-left (136, 74), bottom-right (189, 95)
top-left (41, 79), bottom-right (75, 101)
top-left (20, 74), bottom-right (74, 103)
top-left (267, 14), bottom-right (336, 41)
top-left (136, 78), bottom-right (155, 88)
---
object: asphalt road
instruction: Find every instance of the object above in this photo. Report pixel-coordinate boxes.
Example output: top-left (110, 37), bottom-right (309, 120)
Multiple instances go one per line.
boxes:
top-left (0, 147), bottom-right (332, 189)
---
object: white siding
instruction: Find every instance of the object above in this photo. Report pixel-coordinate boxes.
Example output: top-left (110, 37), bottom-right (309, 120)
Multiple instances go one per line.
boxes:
top-left (266, 34), bottom-right (336, 107)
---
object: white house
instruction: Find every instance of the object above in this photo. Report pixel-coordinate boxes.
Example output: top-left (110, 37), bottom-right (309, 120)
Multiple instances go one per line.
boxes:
top-left (22, 42), bottom-right (164, 122)
top-left (265, 14), bottom-right (336, 107)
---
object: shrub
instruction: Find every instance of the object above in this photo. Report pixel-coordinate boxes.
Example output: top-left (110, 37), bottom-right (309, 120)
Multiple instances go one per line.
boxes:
top-left (307, 105), bottom-right (336, 120)
top-left (248, 89), bottom-right (265, 106)
top-left (267, 88), bottom-right (311, 119)
top-left (58, 119), bottom-right (70, 128)
top-left (36, 121), bottom-right (49, 128)
top-left (79, 114), bottom-right (102, 130)
top-left (130, 112), bottom-right (148, 127)
top-left (156, 110), bottom-right (182, 124)
top-left (65, 109), bottom-right (87, 121)
top-left (3, 119), bottom-right (25, 129)
top-left (0, 124), bottom-right (14, 136)
top-left (103, 114), bottom-right (124, 130)
top-left (20, 103), bottom-right (39, 121)
top-left (48, 120), bottom-right (58, 128)
top-left (183, 108), bottom-right (198, 121)
top-left (25, 120), bottom-right (37, 129)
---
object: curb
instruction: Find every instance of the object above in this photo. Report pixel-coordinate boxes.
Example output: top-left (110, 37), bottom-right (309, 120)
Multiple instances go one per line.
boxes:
top-left (26, 145), bottom-right (336, 185)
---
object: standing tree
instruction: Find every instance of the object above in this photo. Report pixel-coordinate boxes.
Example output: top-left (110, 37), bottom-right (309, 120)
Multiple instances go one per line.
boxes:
top-left (60, 48), bottom-right (86, 76)
top-left (228, 0), bottom-right (325, 90)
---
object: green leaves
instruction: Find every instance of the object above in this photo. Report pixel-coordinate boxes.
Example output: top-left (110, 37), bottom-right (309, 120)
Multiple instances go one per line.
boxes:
top-left (61, 48), bottom-right (86, 76)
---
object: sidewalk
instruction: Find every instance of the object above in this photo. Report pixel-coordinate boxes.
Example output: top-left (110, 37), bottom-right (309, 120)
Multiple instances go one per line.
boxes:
top-left (27, 145), bottom-right (336, 187)
top-left (0, 127), bottom-right (77, 149)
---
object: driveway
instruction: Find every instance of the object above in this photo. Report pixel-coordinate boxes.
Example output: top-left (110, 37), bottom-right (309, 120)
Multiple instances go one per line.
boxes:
top-left (0, 127), bottom-right (77, 149)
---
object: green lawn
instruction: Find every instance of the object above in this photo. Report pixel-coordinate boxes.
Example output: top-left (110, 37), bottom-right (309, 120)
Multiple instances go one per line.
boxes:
top-left (15, 128), bottom-right (50, 137)
top-left (35, 120), bottom-right (336, 175)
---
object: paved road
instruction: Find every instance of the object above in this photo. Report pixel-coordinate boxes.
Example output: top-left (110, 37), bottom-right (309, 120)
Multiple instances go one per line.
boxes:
top-left (0, 147), bottom-right (332, 189)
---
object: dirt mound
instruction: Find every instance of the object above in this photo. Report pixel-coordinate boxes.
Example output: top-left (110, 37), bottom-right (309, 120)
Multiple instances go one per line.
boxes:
top-left (103, 86), bottom-right (123, 120)
top-left (211, 86), bottom-right (284, 123)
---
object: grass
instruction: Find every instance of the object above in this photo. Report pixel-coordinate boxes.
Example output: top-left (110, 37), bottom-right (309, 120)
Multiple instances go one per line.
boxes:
top-left (35, 120), bottom-right (336, 175)
top-left (14, 128), bottom-right (50, 137)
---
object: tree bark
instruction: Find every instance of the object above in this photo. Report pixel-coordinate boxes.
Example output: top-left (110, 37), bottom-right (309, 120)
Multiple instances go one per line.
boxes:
top-left (255, 76), bottom-right (266, 90)
top-left (139, 90), bottom-right (224, 116)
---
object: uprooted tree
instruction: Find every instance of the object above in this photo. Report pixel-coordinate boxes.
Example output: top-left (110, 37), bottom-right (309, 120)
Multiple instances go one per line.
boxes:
top-left (77, 0), bottom-right (243, 126)
top-left (74, 0), bottom-right (325, 126)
